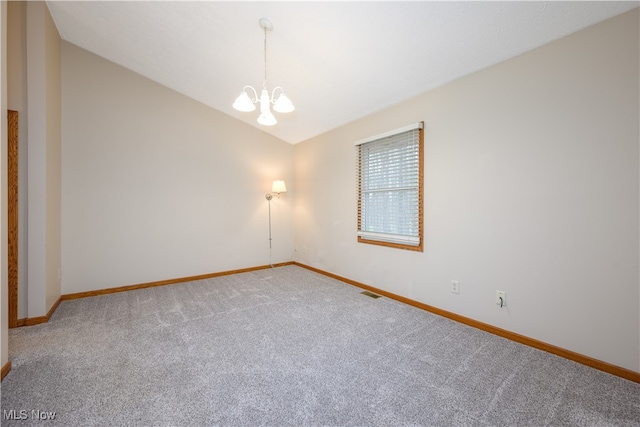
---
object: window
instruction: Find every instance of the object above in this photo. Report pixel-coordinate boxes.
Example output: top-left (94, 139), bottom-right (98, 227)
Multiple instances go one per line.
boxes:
top-left (356, 122), bottom-right (424, 252)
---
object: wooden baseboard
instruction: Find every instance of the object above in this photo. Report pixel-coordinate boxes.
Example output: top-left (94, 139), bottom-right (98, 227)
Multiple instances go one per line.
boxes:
top-left (24, 316), bottom-right (47, 326)
top-left (22, 296), bottom-right (63, 326)
top-left (11, 261), bottom-right (639, 383)
top-left (1, 361), bottom-right (11, 381)
top-left (292, 262), bottom-right (640, 384)
top-left (62, 262), bottom-right (294, 301)
top-left (47, 296), bottom-right (63, 318)
top-left (15, 263), bottom-right (294, 328)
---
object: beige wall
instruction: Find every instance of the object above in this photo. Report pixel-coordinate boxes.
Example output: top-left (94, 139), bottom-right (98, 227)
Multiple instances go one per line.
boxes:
top-left (7, 0), bottom-right (28, 319)
top-left (294, 10), bottom-right (639, 372)
top-left (44, 5), bottom-right (61, 312)
top-left (1, 0), bottom-right (9, 371)
top-left (26, 1), bottom-right (61, 317)
top-left (61, 43), bottom-right (295, 294)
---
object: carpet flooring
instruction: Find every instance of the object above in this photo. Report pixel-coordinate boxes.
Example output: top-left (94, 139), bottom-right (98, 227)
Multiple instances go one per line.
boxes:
top-left (1, 265), bottom-right (639, 426)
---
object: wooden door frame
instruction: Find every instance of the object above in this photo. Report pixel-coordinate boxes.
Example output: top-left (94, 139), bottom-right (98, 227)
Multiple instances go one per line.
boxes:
top-left (8, 110), bottom-right (18, 328)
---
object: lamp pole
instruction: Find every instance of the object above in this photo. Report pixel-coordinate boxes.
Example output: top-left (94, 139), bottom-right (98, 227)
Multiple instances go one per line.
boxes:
top-left (265, 193), bottom-right (273, 266)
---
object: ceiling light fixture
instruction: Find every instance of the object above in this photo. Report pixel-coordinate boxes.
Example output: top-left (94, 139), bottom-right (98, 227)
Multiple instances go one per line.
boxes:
top-left (232, 18), bottom-right (294, 126)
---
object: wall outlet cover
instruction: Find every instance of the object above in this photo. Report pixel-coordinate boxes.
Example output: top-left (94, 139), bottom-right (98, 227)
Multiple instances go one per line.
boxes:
top-left (496, 290), bottom-right (506, 307)
top-left (451, 280), bottom-right (460, 294)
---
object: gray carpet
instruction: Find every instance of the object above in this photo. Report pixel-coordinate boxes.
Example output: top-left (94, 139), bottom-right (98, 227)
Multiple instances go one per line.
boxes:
top-left (1, 265), bottom-right (638, 426)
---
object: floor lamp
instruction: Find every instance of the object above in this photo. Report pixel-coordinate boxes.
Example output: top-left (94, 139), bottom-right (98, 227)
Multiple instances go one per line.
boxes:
top-left (265, 180), bottom-right (287, 267)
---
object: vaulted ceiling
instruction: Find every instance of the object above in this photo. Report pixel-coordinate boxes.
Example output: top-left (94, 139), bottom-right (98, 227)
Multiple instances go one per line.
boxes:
top-left (46, 1), bottom-right (638, 144)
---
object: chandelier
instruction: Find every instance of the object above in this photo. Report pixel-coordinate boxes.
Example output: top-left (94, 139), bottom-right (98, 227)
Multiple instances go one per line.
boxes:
top-left (232, 18), bottom-right (295, 126)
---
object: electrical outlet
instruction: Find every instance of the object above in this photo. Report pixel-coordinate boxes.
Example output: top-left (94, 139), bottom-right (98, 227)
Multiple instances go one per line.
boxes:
top-left (451, 280), bottom-right (459, 294)
top-left (496, 290), bottom-right (506, 307)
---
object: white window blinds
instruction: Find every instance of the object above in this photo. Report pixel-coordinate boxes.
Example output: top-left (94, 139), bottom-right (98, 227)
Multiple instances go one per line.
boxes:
top-left (357, 123), bottom-right (423, 248)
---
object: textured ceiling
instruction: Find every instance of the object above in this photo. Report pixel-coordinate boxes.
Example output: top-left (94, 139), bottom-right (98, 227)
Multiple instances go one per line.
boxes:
top-left (46, 1), bottom-right (638, 144)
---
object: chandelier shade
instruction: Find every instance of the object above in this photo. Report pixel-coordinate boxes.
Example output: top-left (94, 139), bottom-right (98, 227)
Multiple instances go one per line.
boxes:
top-left (273, 91), bottom-right (295, 113)
top-left (258, 111), bottom-right (277, 126)
top-left (232, 88), bottom-right (257, 112)
top-left (232, 18), bottom-right (294, 126)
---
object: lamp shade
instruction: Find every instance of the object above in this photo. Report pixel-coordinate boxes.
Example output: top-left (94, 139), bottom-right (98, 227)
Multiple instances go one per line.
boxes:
top-left (233, 91), bottom-right (256, 112)
top-left (272, 180), bottom-right (287, 194)
top-left (273, 93), bottom-right (295, 113)
top-left (258, 111), bottom-right (277, 126)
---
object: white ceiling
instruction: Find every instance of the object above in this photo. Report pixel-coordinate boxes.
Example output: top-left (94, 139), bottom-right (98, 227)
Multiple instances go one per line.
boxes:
top-left (46, 1), bottom-right (638, 145)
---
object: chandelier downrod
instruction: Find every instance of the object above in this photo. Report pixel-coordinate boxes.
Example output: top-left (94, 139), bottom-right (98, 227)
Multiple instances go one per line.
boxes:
top-left (262, 19), bottom-right (268, 88)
